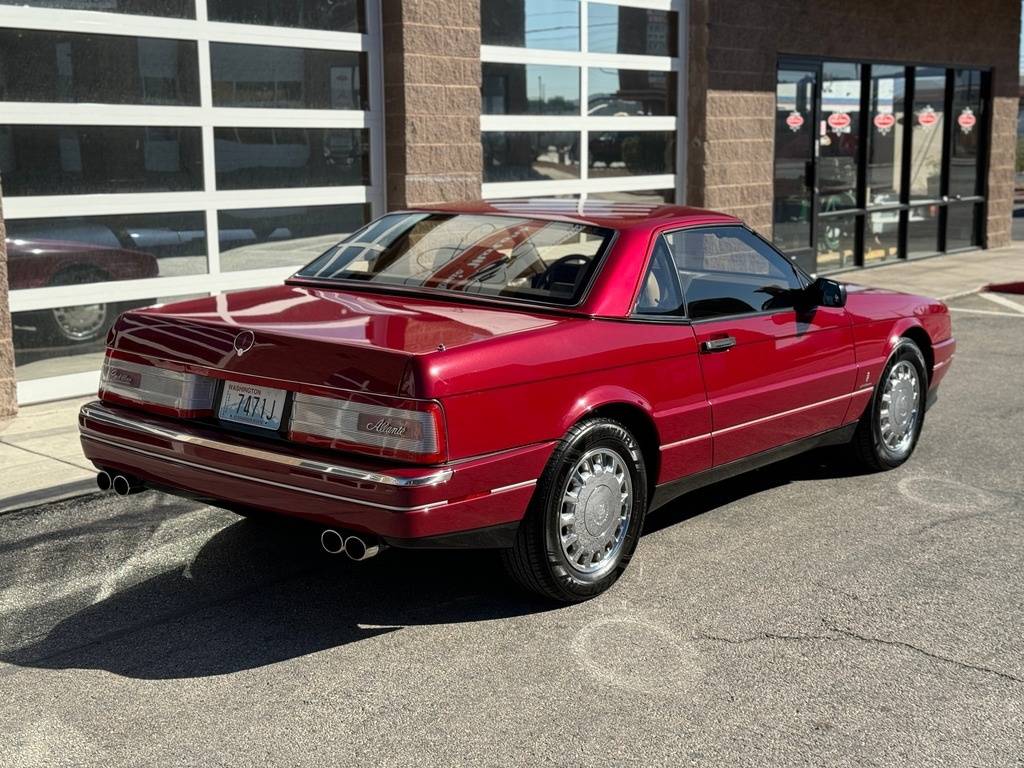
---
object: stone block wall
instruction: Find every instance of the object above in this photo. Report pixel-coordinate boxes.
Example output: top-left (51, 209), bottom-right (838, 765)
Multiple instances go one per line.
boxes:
top-left (687, 0), bottom-right (1021, 247)
top-left (0, 182), bottom-right (16, 419)
top-left (382, 0), bottom-right (482, 208)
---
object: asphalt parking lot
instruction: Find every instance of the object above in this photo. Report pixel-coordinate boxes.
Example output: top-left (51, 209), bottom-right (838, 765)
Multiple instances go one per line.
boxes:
top-left (1, 295), bottom-right (1022, 767)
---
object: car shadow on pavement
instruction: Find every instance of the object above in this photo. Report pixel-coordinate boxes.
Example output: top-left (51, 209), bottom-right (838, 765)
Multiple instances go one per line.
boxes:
top-left (0, 516), bottom-right (553, 679)
top-left (0, 447), bottom-right (866, 680)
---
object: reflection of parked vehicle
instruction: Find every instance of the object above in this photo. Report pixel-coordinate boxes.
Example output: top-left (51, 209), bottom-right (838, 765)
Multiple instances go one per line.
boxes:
top-left (7, 231), bottom-right (158, 343)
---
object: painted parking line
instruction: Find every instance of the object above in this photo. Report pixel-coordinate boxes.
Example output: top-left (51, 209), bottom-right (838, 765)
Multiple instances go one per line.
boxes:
top-left (948, 307), bottom-right (1024, 317)
top-left (980, 292), bottom-right (1024, 313)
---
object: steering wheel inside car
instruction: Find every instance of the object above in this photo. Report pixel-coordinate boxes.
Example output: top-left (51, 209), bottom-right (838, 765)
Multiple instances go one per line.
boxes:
top-left (532, 254), bottom-right (591, 291)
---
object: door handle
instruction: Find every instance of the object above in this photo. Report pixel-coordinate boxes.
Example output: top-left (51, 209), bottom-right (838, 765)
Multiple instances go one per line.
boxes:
top-left (701, 336), bottom-right (736, 353)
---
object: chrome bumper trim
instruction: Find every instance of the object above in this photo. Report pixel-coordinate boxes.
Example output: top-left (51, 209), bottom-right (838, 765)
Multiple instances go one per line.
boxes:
top-left (80, 402), bottom-right (452, 488)
top-left (82, 432), bottom-right (447, 513)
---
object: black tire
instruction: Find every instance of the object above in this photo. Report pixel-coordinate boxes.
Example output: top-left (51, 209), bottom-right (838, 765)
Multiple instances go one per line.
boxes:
top-left (852, 339), bottom-right (929, 471)
top-left (501, 418), bottom-right (648, 603)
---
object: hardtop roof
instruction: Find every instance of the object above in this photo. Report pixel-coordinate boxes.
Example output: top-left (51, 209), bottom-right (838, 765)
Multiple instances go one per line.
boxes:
top-left (408, 199), bottom-right (742, 232)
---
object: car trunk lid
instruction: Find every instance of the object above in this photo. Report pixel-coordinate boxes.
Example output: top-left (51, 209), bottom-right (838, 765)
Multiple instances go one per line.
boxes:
top-left (109, 284), bottom-right (561, 397)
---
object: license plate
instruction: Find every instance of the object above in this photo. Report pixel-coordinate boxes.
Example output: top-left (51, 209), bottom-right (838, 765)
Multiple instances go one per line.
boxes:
top-left (218, 381), bottom-right (287, 431)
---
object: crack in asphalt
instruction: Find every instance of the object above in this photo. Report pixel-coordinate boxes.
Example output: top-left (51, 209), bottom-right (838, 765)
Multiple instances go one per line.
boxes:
top-left (697, 623), bottom-right (1024, 686)
top-left (825, 624), bottom-right (1024, 686)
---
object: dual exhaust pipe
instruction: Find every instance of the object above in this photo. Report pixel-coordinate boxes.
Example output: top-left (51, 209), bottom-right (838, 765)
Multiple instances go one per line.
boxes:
top-left (97, 470), bottom-right (380, 562)
top-left (320, 529), bottom-right (383, 561)
top-left (96, 470), bottom-right (146, 497)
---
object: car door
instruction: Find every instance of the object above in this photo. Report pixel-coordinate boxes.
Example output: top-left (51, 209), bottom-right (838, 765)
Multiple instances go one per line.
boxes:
top-left (662, 225), bottom-right (857, 466)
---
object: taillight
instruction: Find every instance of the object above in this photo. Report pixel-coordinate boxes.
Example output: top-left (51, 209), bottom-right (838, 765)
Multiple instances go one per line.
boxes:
top-left (290, 392), bottom-right (447, 463)
top-left (99, 356), bottom-right (217, 417)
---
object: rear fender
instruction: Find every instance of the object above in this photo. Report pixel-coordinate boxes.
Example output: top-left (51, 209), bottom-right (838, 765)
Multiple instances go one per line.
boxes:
top-left (557, 386), bottom-right (656, 438)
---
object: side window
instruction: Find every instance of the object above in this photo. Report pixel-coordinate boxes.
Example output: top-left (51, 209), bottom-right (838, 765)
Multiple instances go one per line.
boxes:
top-left (663, 226), bottom-right (805, 320)
top-left (635, 236), bottom-right (684, 315)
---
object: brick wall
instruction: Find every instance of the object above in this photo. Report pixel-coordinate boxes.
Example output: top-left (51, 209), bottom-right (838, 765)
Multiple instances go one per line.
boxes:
top-left (688, 0), bottom-right (1021, 247)
top-left (382, 0), bottom-right (481, 208)
top-left (0, 181), bottom-right (16, 420)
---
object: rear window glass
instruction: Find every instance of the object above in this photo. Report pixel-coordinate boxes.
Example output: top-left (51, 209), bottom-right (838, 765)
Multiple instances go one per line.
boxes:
top-left (295, 213), bottom-right (612, 305)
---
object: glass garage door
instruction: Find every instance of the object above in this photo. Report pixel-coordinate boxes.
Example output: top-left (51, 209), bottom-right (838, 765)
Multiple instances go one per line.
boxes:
top-left (0, 0), bottom-right (386, 405)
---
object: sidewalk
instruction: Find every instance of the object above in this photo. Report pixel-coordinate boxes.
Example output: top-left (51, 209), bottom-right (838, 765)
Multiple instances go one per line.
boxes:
top-left (0, 395), bottom-right (97, 512)
top-left (2, 243), bottom-right (1023, 513)
top-left (835, 243), bottom-right (1024, 299)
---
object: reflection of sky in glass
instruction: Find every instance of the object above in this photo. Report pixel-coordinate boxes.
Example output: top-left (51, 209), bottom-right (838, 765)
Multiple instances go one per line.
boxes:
top-left (523, 0), bottom-right (579, 50)
top-left (587, 3), bottom-right (621, 53)
top-left (526, 64), bottom-right (579, 104)
top-left (588, 67), bottom-right (622, 98)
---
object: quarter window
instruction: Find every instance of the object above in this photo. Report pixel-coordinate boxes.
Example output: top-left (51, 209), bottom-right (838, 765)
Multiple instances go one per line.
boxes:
top-left (662, 227), bottom-right (805, 320)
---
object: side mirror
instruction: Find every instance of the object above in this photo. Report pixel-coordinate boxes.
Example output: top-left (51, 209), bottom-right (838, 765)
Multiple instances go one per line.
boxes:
top-left (805, 276), bottom-right (846, 309)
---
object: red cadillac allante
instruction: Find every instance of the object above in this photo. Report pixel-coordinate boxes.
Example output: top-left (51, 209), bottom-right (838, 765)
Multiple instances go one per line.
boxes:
top-left (79, 201), bottom-right (955, 602)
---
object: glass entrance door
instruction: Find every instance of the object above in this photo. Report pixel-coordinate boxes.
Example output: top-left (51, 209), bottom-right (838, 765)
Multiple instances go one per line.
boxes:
top-left (946, 69), bottom-right (986, 250)
top-left (772, 63), bottom-right (817, 272)
top-left (774, 58), bottom-right (990, 273)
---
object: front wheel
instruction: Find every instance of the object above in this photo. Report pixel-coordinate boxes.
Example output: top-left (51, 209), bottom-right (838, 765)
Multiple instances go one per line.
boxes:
top-left (852, 339), bottom-right (929, 470)
top-left (502, 418), bottom-right (648, 603)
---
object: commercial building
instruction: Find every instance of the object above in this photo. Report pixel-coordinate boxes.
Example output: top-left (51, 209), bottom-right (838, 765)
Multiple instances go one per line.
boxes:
top-left (0, 0), bottom-right (1019, 414)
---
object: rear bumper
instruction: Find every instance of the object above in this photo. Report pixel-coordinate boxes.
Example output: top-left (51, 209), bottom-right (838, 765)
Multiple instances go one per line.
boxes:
top-left (79, 401), bottom-right (553, 547)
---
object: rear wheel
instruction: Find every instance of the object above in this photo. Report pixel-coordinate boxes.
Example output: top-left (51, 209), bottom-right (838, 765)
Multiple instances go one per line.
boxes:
top-left (502, 418), bottom-right (648, 603)
top-left (852, 339), bottom-right (928, 470)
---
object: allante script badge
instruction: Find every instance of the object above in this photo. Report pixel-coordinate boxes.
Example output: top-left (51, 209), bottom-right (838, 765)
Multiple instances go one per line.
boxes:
top-left (107, 367), bottom-right (141, 388)
top-left (363, 419), bottom-right (408, 437)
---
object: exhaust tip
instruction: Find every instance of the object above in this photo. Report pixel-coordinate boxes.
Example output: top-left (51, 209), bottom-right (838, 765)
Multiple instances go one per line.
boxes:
top-left (112, 475), bottom-right (131, 496)
top-left (111, 474), bottom-right (145, 496)
top-left (320, 529), bottom-right (345, 555)
top-left (96, 471), bottom-right (112, 492)
top-left (344, 535), bottom-right (380, 562)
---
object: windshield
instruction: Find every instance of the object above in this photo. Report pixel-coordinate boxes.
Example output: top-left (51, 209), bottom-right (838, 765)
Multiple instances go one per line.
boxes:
top-left (295, 213), bottom-right (613, 305)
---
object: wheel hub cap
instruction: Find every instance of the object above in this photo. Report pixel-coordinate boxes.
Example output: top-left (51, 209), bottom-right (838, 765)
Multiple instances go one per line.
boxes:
top-left (879, 360), bottom-right (920, 455)
top-left (559, 447), bottom-right (633, 575)
top-left (52, 303), bottom-right (107, 341)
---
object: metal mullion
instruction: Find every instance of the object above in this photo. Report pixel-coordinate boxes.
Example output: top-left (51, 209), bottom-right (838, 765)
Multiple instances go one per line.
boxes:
top-left (203, 23), bottom-right (365, 51)
top-left (581, 0), bottom-right (679, 10)
top-left (0, 6), bottom-right (368, 50)
top-left (810, 60), bottom-right (822, 271)
top-left (483, 174), bottom-right (677, 199)
top-left (898, 66), bottom-right (914, 259)
top-left (0, 103), bottom-right (370, 129)
top-left (365, 0), bottom-right (386, 215)
top-left (10, 268), bottom-right (301, 313)
top-left (480, 45), bottom-right (677, 73)
top-left (2, 187), bottom-right (372, 221)
top-left (675, 0), bottom-right (688, 203)
top-left (481, 115), bottom-right (675, 132)
top-left (578, 0), bottom-right (590, 194)
top-left (938, 68), bottom-right (955, 253)
top-left (0, 5), bottom-right (201, 40)
top-left (854, 63), bottom-right (870, 267)
top-left (194, 0), bottom-right (220, 279)
top-left (977, 69), bottom-right (992, 247)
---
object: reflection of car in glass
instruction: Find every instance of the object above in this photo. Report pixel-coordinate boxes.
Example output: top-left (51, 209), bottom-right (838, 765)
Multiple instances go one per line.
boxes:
top-left (7, 227), bottom-right (158, 343)
top-left (587, 96), bottom-right (645, 116)
top-left (80, 202), bottom-right (955, 603)
top-left (589, 132), bottom-right (670, 175)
